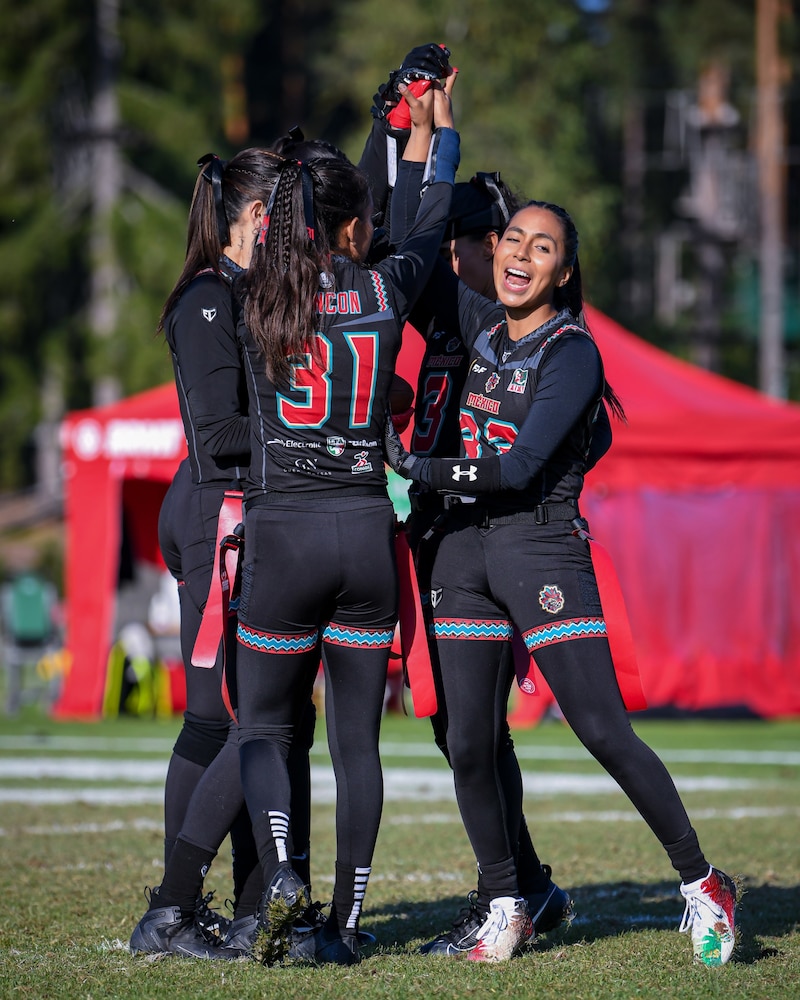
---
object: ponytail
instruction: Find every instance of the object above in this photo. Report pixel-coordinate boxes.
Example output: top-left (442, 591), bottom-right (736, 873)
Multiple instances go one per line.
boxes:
top-left (522, 200), bottom-right (627, 422)
top-left (158, 149), bottom-right (283, 332)
top-left (241, 153), bottom-right (371, 387)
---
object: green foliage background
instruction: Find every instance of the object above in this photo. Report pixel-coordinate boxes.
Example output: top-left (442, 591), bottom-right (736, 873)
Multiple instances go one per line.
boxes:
top-left (1, 0), bottom-right (797, 490)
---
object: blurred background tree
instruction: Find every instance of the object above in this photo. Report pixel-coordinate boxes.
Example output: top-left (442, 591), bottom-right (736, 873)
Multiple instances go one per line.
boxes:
top-left (0, 0), bottom-right (797, 498)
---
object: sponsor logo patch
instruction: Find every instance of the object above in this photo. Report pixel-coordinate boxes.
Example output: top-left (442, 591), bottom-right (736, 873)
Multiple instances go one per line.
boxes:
top-left (430, 587), bottom-right (443, 608)
top-left (351, 451), bottom-right (373, 474)
top-left (508, 369), bottom-right (529, 393)
top-left (202, 308), bottom-right (217, 322)
top-left (485, 372), bottom-right (500, 393)
top-left (327, 436), bottom-right (346, 456)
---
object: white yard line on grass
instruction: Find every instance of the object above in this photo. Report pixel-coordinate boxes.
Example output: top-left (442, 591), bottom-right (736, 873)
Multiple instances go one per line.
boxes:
top-left (2, 734), bottom-right (799, 766)
top-left (3, 804), bottom-right (797, 839)
top-left (0, 758), bottom-right (764, 809)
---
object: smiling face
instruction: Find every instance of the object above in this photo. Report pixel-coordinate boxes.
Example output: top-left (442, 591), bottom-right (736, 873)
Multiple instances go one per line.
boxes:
top-left (491, 205), bottom-right (573, 335)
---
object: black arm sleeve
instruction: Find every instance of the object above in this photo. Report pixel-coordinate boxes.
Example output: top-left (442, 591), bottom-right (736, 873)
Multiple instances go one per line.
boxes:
top-left (375, 129), bottom-right (459, 324)
top-left (357, 118), bottom-right (412, 228)
top-left (388, 161), bottom-right (425, 250)
top-left (168, 278), bottom-right (250, 460)
top-left (414, 335), bottom-right (604, 494)
top-left (414, 453), bottom-right (503, 493)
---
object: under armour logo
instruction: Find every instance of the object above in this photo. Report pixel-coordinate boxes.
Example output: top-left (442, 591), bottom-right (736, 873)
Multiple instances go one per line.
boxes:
top-left (450, 465), bottom-right (478, 483)
top-left (202, 308), bottom-right (217, 322)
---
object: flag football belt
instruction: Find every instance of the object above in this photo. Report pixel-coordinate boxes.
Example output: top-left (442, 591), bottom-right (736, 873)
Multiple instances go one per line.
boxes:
top-left (441, 495), bottom-right (580, 527)
top-left (408, 489), bottom-right (445, 514)
top-left (191, 488), bottom-right (244, 722)
top-left (394, 526), bottom-right (437, 719)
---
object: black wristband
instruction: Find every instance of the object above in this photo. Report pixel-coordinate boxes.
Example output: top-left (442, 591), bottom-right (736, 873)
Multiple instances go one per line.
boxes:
top-left (425, 456), bottom-right (502, 494)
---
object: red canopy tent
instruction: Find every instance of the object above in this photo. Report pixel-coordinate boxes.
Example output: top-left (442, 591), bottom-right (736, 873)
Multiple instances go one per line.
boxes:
top-left (54, 308), bottom-right (800, 719)
top-left (55, 385), bottom-right (186, 718)
top-left (577, 306), bottom-right (800, 719)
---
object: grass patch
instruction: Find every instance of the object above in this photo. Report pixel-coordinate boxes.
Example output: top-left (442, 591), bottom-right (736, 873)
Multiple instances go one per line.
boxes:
top-left (1, 708), bottom-right (798, 998)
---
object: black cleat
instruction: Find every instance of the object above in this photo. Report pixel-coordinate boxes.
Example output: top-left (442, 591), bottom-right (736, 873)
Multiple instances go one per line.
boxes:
top-left (288, 916), bottom-right (360, 966)
top-left (130, 888), bottom-right (226, 959)
top-left (194, 890), bottom-right (232, 942)
top-left (524, 865), bottom-right (574, 935)
top-left (419, 891), bottom-right (488, 956)
top-left (215, 913), bottom-right (259, 958)
top-left (292, 899), bottom-right (376, 946)
top-left (252, 863), bottom-right (309, 966)
top-left (292, 900), bottom-right (327, 939)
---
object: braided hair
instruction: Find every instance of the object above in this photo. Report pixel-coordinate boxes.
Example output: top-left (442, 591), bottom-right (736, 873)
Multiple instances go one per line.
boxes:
top-left (241, 151), bottom-right (371, 386)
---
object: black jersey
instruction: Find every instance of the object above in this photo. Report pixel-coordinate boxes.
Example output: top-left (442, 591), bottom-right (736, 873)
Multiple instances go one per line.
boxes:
top-left (164, 259), bottom-right (250, 485)
top-left (414, 270), bottom-right (606, 505)
top-left (458, 306), bottom-right (602, 503)
top-left (240, 167), bottom-right (456, 500)
top-left (409, 292), bottom-right (472, 459)
top-left (403, 249), bottom-right (609, 504)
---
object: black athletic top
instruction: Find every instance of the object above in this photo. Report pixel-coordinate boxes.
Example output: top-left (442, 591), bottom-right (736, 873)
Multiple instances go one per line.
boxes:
top-left (164, 257), bottom-right (249, 485)
top-left (409, 264), bottom-right (607, 506)
top-left (240, 131), bottom-right (459, 501)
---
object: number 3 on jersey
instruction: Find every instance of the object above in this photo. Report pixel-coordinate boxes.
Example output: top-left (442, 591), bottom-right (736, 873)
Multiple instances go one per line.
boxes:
top-left (277, 332), bottom-right (378, 429)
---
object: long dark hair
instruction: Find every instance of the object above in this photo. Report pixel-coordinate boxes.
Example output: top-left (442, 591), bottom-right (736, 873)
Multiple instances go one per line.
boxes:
top-left (158, 148), bottom-right (284, 332)
top-left (522, 199), bottom-right (626, 421)
top-left (240, 152), bottom-right (371, 386)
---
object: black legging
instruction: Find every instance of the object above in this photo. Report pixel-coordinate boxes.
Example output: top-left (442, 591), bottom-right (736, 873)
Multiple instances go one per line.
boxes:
top-left (437, 634), bottom-right (692, 876)
top-left (235, 498), bottom-right (397, 887)
top-left (237, 638), bottom-right (388, 879)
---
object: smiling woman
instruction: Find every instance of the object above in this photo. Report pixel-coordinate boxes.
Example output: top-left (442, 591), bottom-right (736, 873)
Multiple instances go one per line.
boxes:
top-left (385, 196), bottom-right (738, 966)
top-left (493, 206), bottom-right (574, 335)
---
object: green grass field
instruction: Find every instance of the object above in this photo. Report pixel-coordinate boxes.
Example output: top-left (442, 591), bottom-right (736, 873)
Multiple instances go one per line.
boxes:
top-left (1, 705), bottom-right (798, 999)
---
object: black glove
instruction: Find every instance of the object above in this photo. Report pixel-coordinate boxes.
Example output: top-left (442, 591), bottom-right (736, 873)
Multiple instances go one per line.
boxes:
top-left (383, 408), bottom-right (420, 479)
top-left (371, 43), bottom-right (452, 122)
top-left (400, 43), bottom-right (452, 79)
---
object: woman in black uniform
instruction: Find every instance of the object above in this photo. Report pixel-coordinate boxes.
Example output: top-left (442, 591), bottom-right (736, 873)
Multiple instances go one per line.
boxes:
top-left (131, 145), bottom-right (321, 959)
top-left (387, 200), bottom-right (737, 965)
top-left (233, 79), bottom-right (459, 966)
top-left (404, 174), bottom-right (576, 954)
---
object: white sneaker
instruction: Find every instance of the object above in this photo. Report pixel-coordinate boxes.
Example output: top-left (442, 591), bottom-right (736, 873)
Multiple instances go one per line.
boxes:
top-left (466, 896), bottom-right (533, 963)
top-left (679, 866), bottom-right (737, 966)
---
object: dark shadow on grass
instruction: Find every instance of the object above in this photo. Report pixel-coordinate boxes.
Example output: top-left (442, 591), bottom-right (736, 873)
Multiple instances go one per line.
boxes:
top-left (360, 879), bottom-right (800, 965)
